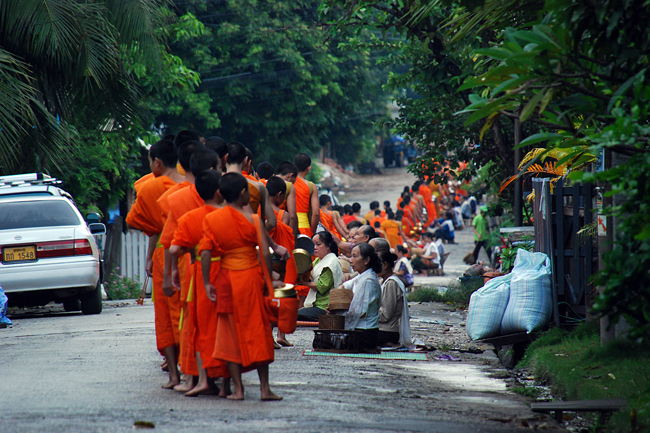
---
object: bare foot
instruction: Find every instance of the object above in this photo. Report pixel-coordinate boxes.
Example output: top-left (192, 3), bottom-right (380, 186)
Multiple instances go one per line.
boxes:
top-left (173, 381), bottom-right (194, 393)
top-left (161, 361), bottom-right (168, 372)
top-left (277, 337), bottom-right (293, 347)
top-left (185, 383), bottom-right (217, 397)
top-left (162, 379), bottom-right (180, 389)
top-left (219, 380), bottom-right (232, 398)
top-left (261, 391), bottom-right (283, 401)
top-left (274, 340), bottom-right (282, 349)
top-left (226, 392), bottom-right (244, 401)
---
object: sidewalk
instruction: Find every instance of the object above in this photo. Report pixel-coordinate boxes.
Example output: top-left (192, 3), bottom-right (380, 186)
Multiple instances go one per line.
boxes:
top-left (412, 220), bottom-right (492, 289)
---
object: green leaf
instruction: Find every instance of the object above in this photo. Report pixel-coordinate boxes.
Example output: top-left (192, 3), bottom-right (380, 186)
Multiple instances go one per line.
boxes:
top-left (520, 91), bottom-right (545, 122)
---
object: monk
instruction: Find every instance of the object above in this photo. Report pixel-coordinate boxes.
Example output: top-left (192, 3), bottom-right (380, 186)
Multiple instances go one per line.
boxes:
top-left (225, 142), bottom-right (276, 231)
top-left (417, 180), bottom-right (437, 226)
top-left (364, 201), bottom-right (380, 224)
top-left (200, 173), bottom-right (284, 401)
top-left (171, 169), bottom-right (230, 397)
top-left (274, 161), bottom-right (298, 233)
top-left (161, 147), bottom-right (221, 393)
top-left (266, 176), bottom-right (298, 347)
top-left (293, 153), bottom-right (320, 237)
top-left (380, 211), bottom-right (403, 249)
top-left (125, 139), bottom-right (184, 389)
top-left (369, 209), bottom-right (386, 229)
top-left (319, 194), bottom-right (342, 240)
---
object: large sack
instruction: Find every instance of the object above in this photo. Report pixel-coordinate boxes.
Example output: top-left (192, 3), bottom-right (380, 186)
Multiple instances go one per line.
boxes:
top-left (501, 249), bottom-right (552, 334)
top-left (466, 273), bottom-right (512, 340)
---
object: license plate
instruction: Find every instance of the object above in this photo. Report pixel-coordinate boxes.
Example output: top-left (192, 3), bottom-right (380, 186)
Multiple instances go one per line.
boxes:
top-left (3, 245), bottom-right (37, 262)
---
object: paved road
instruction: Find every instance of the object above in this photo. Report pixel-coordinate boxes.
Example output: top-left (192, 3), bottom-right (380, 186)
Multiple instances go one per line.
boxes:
top-left (0, 167), bottom-right (563, 432)
top-left (0, 301), bottom-right (563, 432)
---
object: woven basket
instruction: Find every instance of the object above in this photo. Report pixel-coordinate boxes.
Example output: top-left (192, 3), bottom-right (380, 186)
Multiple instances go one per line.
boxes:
top-left (318, 314), bottom-right (345, 330)
top-left (328, 288), bottom-right (353, 311)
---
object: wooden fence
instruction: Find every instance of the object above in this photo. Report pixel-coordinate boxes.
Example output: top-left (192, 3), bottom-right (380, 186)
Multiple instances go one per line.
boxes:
top-left (532, 178), bottom-right (597, 327)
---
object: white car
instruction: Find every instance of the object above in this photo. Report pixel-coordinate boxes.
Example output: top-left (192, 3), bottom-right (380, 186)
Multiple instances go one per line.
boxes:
top-left (0, 174), bottom-right (105, 314)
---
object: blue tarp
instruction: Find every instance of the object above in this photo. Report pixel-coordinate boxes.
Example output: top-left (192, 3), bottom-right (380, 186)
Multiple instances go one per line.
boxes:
top-left (1, 283), bottom-right (12, 326)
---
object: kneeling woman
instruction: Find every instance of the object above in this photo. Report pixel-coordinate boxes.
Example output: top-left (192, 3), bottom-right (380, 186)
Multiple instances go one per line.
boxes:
top-left (297, 231), bottom-right (343, 322)
top-left (377, 250), bottom-right (412, 348)
top-left (343, 243), bottom-right (382, 352)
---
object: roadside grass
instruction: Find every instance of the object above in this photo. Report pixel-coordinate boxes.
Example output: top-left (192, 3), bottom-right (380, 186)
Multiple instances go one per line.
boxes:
top-left (407, 277), bottom-right (484, 307)
top-left (519, 322), bottom-right (650, 432)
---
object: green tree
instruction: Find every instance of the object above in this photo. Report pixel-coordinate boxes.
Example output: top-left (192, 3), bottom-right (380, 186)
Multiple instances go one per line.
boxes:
top-left (0, 1), bottom-right (208, 216)
top-left (320, 0), bottom-right (544, 190)
top-left (458, 0), bottom-right (650, 340)
top-left (163, 0), bottom-right (389, 164)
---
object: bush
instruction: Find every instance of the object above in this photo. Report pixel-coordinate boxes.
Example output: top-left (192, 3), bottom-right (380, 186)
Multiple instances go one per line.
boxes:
top-left (103, 267), bottom-right (141, 300)
top-left (407, 278), bottom-right (484, 307)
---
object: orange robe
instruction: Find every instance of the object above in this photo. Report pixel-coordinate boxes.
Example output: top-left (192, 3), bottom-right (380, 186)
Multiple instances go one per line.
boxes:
top-left (294, 177), bottom-right (314, 237)
top-left (381, 220), bottom-right (401, 248)
top-left (419, 184), bottom-right (437, 226)
top-left (126, 175), bottom-right (181, 353)
top-left (200, 207), bottom-right (274, 369)
top-left (174, 205), bottom-right (228, 378)
top-left (134, 172), bottom-right (155, 195)
top-left (369, 216), bottom-right (385, 230)
top-left (269, 209), bottom-right (298, 284)
top-left (242, 172), bottom-right (262, 213)
top-left (320, 209), bottom-right (341, 239)
top-left (159, 184), bottom-right (204, 375)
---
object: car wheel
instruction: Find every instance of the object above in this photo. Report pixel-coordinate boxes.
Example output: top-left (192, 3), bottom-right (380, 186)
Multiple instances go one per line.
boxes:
top-left (63, 298), bottom-right (81, 312)
top-left (80, 282), bottom-right (103, 315)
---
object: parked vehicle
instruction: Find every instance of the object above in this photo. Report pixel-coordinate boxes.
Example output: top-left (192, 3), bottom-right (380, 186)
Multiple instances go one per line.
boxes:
top-left (0, 173), bottom-right (105, 314)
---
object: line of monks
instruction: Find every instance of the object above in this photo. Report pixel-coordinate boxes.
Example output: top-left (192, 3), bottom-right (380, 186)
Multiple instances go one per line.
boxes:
top-left (125, 129), bottom-right (455, 400)
top-left (125, 130), bottom-right (332, 400)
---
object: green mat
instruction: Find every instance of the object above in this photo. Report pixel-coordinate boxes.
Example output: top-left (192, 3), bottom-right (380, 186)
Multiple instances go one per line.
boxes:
top-left (303, 350), bottom-right (429, 361)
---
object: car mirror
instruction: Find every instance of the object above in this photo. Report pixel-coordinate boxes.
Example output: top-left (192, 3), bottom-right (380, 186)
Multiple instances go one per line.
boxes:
top-left (89, 223), bottom-right (106, 235)
top-left (86, 213), bottom-right (101, 224)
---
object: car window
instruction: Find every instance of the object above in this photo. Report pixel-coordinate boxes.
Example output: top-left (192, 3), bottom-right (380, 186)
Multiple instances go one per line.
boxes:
top-left (0, 200), bottom-right (81, 229)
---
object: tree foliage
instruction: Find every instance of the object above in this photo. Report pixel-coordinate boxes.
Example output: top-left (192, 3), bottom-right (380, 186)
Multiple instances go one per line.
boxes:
top-left (450, 0), bottom-right (650, 340)
top-left (320, 0), bottom-right (544, 187)
top-left (163, 0), bottom-right (389, 164)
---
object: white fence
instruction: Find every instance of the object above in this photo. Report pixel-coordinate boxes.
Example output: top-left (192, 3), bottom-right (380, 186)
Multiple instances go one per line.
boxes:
top-left (97, 231), bottom-right (152, 292)
top-left (120, 231), bottom-right (150, 286)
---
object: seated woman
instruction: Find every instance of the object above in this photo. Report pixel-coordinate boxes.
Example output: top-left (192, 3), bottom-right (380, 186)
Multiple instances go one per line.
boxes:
top-left (394, 244), bottom-right (414, 288)
top-left (342, 243), bottom-right (382, 353)
top-left (297, 231), bottom-right (343, 322)
top-left (377, 250), bottom-right (412, 348)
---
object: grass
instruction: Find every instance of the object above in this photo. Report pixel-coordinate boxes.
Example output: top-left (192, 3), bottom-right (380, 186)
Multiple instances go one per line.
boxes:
top-left (519, 322), bottom-right (650, 432)
top-left (407, 276), bottom-right (484, 307)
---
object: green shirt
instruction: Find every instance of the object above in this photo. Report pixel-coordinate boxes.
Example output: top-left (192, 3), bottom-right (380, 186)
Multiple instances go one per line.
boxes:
top-left (473, 214), bottom-right (488, 241)
top-left (312, 258), bottom-right (334, 310)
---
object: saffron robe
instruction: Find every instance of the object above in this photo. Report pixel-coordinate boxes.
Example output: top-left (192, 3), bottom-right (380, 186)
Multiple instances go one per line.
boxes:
top-left (269, 209), bottom-right (298, 284)
top-left (381, 219), bottom-right (401, 248)
top-left (159, 184), bottom-right (204, 375)
top-left (294, 177), bottom-right (314, 236)
top-left (173, 205), bottom-right (229, 378)
top-left (200, 207), bottom-right (274, 368)
top-left (126, 175), bottom-right (181, 352)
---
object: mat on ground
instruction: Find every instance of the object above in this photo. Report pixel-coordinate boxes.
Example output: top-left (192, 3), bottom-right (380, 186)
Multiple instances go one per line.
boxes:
top-left (303, 350), bottom-right (429, 361)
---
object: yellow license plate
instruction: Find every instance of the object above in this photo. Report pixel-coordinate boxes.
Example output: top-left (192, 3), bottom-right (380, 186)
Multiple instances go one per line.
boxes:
top-left (3, 245), bottom-right (37, 262)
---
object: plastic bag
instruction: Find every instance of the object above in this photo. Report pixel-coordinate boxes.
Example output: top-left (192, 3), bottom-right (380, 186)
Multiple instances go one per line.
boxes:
top-left (500, 249), bottom-right (552, 334)
top-left (1, 284), bottom-right (12, 326)
top-left (466, 274), bottom-right (512, 340)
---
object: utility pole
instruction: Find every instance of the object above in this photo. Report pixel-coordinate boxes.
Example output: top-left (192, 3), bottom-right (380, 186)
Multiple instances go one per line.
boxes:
top-left (514, 109), bottom-right (523, 226)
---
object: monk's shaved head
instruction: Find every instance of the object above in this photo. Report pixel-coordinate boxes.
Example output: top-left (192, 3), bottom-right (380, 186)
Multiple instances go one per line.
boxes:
top-left (149, 140), bottom-right (177, 168)
top-left (219, 172), bottom-right (248, 203)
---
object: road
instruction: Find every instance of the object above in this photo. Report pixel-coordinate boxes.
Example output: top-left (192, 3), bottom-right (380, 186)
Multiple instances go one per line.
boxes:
top-left (0, 167), bottom-right (564, 432)
top-left (1, 302), bottom-right (562, 432)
